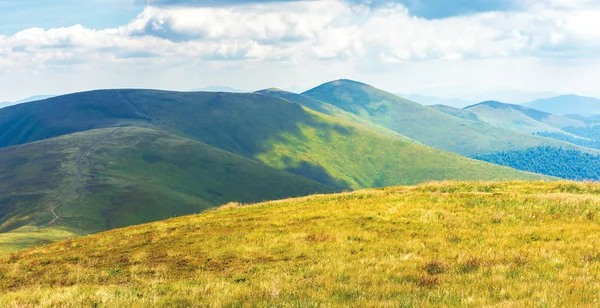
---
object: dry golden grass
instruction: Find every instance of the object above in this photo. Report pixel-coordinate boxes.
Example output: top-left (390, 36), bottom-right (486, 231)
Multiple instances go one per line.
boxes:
top-left (2, 181), bottom-right (600, 307)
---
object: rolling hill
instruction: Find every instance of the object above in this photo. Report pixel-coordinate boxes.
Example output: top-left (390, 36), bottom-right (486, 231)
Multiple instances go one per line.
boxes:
top-left (524, 95), bottom-right (600, 116)
top-left (256, 88), bottom-right (413, 139)
top-left (0, 95), bottom-right (55, 109)
top-left (0, 127), bottom-right (333, 253)
top-left (0, 90), bottom-right (543, 189)
top-left (398, 93), bottom-right (474, 108)
top-left (428, 104), bottom-right (480, 122)
top-left (302, 79), bottom-right (576, 156)
top-left (464, 101), bottom-right (586, 134)
top-left (0, 89), bottom-right (547, 254)
top-left (2, 181), bottom-right (599, 306)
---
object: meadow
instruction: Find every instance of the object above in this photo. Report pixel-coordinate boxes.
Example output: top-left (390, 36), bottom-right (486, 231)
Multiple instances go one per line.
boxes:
top-left (2, 181), bottom-right (600, 306)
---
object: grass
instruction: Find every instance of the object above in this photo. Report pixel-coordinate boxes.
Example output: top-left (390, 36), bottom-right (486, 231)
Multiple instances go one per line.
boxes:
top-left (0, 89), bottom-right (546, 254)
top-left (0, 127), bottom-right (332, 253)
top-left (254, 108), bottom-right (547, 190)
top-left (303, 79), bottom-right (585, 156)
top-left (428, 104), bottom-right (480, 122)
top-left (256, 88), bottom-right (414, 140)
top-left (2, 181), bottom-right (600, 306)
top-left (464, 101), bottom-right (584, 135)
top-left (0, 226), bottom-right (77, 257)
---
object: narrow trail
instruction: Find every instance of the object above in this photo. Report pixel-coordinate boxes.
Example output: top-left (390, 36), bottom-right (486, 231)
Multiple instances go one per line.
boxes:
top-left (45, 126), bottom-right (124, 226)
top-left (44, 92), bottom-right (156, 227)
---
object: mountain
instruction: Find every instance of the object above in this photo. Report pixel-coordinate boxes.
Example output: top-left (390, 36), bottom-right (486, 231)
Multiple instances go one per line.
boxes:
top-left (398, 94), bottom-right (474, 108)
top-left (0, 127), bottom-right (332, 253)
top-left (0, 89), bottom-right (546, 253)
top-left (415, 87), bottom-right (558, 104)
top-left (428, 104), bottom-right (480, 122)
top-left (0, 89), bottom-right (540, 187)
top-left (588, 114), bottom-right (600, 122)
top-left (523, 95), bottom-right (600, 116)
top-left (0, 95), bottom-right (55, 109)
top-left (191, 86), bottom-right (246, 93)
top-left (2, 181), bottom-right (598, 306)
top-left (302, 79), bottom-right (574, 156)
top-left (256, 88), bottom-right (412, 139)
top-left (464, 101), bottom-right (586, 134)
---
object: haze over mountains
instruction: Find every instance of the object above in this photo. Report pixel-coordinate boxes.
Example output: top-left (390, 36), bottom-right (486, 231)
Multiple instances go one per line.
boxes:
top-left (0, 95), bottom-right (55, 109)
top-left (524, 95), bottom-right (600, 116)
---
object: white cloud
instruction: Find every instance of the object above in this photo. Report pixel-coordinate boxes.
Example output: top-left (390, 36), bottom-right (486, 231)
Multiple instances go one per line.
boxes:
top-left (1, 0), bottom-right (600, 101)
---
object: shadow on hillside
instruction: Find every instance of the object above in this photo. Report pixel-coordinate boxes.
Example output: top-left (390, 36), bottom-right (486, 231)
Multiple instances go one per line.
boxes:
top-left (0, 89), bottom-right (353, 189)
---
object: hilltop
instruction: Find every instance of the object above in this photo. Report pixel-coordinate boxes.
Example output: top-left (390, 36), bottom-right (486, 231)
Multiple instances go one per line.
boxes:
top-left (2, 181), bottom-right (599, 306)
top-left (428, 104), bottom-right (480, 122)
top-left (0, 127), bottom-right (332, 253)
top-left (464, 101), bottom-right (586, 134)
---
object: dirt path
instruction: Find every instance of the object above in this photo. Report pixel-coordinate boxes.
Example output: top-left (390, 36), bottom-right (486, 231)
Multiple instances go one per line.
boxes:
top-left (44, 93), bottom-right (156, 227)
top-left (45, 126), bottom-right (125, 226)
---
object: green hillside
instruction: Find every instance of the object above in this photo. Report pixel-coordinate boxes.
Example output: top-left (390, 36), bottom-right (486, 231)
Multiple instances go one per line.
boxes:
top-left (465, 101), bottom-right (586, 134)
top-left (3, 181), bottom-right (599, 307)
top-left (0, 127), bottom-right (332, 254)
top-left (428, 104), bottom-right (480, 121)
top-left (0, 89), bottom-right (549, 254)
top-left (302, 80), bottom-right (575, 156)
top-left (256, 88), bottom-right (412, 139)
top-left (0, 89), bottom-right (543, 191)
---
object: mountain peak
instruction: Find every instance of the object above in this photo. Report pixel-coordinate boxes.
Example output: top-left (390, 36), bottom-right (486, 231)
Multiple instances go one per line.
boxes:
top-left (257, 87), bottom-right (286, 93)
top-left (465, 100), bottom-right (507, 109)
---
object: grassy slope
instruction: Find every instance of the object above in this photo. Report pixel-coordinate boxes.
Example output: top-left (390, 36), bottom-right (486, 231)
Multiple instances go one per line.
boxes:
top-left (465, 101), bottom-right (586, 134)
top-left (3, 181), bottom-right (600, 306)
top-left (0, 90), bottom-right (548, 254)
top-left (428, 104), bottom-right (480, 122)
top-left (0, 89), bottom-right (544, 191)
top-left (465, 103), bottom-right (565, 134)
top-left (0, 91), bottom-right (145, 148)
top-left (0, 127), bottom-right (332, 254)
top-left (256, 88), bottom-right (414, 140)
top-left (303, 80), bottom-right (577, 156)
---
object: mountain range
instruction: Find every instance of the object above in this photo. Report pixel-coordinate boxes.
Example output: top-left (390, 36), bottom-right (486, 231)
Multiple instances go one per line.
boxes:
top-left (3, 79), bottom-right (600, 256)
top-left (0, 84), bottom-right (551, 254)
top-left (523, 94), bottom-right (600, 116)
top-left (0, 95), bottom-right (55, 109)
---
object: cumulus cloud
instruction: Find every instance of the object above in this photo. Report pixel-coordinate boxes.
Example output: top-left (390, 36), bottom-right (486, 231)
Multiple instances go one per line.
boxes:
top-left (1, 0), bottom-right (600, 74)
top-left (140, 0), bottom-right (513, 19)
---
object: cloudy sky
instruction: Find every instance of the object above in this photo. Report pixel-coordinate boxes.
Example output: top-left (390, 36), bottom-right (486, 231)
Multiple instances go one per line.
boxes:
top-left (1, 0), bottom-right (600, 102)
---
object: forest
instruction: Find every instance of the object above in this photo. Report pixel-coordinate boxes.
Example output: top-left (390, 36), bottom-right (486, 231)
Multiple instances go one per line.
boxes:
top-left (473, 146), bottom-right (600, 180)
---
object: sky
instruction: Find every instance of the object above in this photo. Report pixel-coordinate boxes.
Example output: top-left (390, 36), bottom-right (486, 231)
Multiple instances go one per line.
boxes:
top-left (1, 0), bottom-right (600, 102)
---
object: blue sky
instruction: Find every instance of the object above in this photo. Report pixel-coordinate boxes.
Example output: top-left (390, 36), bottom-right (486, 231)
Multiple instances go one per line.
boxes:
top-left (1, 0), bottom-right (600, 102)
top-left (0, 0), bottom-right (513, 35)
top-left (0, 0), bottom-right (141, 35)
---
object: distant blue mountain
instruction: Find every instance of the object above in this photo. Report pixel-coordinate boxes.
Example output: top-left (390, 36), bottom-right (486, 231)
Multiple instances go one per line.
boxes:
top-left (523, 95), bottom-right (600, 116)
top-left (191, 86), bottom-right (247, 93)
top-left (1, 95), bottom-right (55, 109)
top-left (397, 93), bottom-right (474, 108)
